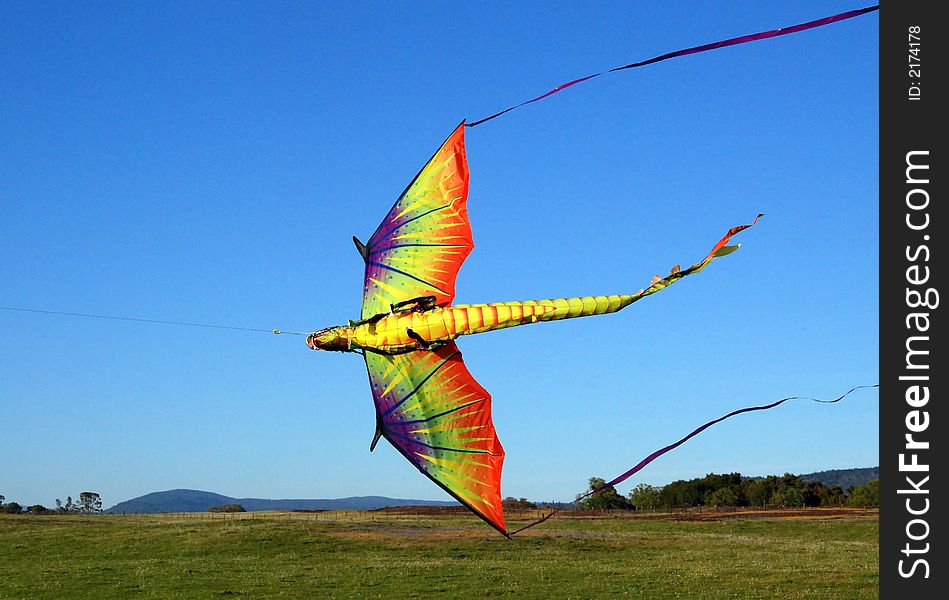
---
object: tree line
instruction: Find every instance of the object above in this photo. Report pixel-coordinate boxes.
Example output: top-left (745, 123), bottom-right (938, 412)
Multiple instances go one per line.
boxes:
top-left (0, 492), bottom-right (103, 515)
top-left (503, 473), bottom-right (878, 513)
top-left (579, 473), bottom-right (879, 510)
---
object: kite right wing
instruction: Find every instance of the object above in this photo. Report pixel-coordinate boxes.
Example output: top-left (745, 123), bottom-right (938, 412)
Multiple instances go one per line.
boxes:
top-left (363, 342), bottom-right (506, 535)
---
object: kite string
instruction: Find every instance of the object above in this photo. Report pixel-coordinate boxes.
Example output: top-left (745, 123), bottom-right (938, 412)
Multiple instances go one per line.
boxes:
top-left (467, 5), bottom-right (879, 127)
top-left (0, 306), bottom-right (306, 336)
top-left (509, 384), bottom-right (879, 536)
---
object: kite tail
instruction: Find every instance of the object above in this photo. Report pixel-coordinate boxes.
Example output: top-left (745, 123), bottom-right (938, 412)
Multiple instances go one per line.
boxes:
top-left (618, 213), bottom-right (764, 305)
top-left (444, 214), bottom-right (763, 338)
top-left (532, 213), bottom-right (764, 322)
top-left (509, 384), bottom-right (878, 536)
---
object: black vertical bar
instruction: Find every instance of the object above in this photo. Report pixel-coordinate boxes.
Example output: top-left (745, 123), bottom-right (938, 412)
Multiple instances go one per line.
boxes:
top-left (880, 1), bottom-right (942, 597)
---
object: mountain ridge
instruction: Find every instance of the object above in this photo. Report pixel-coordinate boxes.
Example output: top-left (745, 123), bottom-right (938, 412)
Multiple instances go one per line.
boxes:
top-left (106, 489), bottom-right (459, 514)
top-left (799, 466), bottom-right (878, 490)
top-left (106, 467), bottom-right (879, 513)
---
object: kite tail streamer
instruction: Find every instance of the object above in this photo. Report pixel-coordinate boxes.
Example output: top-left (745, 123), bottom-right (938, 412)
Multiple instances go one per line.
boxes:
top-left (509, 384), bottom-right (878, 536)
top-left (468, 5), bottom-right (879, 127)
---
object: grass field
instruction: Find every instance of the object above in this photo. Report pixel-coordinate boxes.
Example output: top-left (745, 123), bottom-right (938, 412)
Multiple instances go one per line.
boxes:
top-left (0, 509), bottom-right (878, 599)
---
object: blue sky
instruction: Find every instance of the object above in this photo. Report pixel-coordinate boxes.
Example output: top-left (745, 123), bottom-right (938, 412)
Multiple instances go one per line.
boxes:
top-left (1, 1), bottom-right (878, 509)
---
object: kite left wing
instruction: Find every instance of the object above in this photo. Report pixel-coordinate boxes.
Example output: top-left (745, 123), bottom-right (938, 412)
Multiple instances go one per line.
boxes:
top-left (358, 121), bottom-right (473, 320)
top-left (364, 342), bottom-right (506, 535)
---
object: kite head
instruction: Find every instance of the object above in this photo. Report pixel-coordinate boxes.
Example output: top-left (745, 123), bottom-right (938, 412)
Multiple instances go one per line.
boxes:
top-left (306, 326), bottom-right (348, 352)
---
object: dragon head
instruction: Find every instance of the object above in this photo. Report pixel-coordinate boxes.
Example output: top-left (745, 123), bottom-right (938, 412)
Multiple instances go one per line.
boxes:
top-left (306, 326), bottom-right (348, 352)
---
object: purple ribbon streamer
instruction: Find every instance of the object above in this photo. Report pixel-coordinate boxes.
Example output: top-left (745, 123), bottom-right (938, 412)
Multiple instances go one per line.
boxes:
top-left (468, 5), bottom-right (878, 127)
top-left (510, 384), bottom-right (878, 536)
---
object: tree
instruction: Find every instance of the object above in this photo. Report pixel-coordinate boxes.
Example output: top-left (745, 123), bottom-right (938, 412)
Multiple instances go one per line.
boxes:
top-left (208, 503), bottom-right (245, 513)
top-left (502, 497), bottom-right (536, 510)
top-left (706, 487), bottom-right (738, 507)
top-left (802, 482), bottom-right (827, 507)
top-left (77, 492), bottom-right (103, 514)
top-left (2, 502), bottom-right (22, 514)
top-left (826, 485), bottom-right (847, 507)
top-left (744, 478), bottom-right (774, 507)
top-left (659, 479), bottom-right (704, 508)
top-left (847, 479), bottom-right (879, 507)
top-left (582, 477), bottom-right (630, 510)
top-left (781, 486), bottom-right (804, 508)
top-left (30, 504), bottom-right (51, 515)
top-left (628, 484), bottom-right (661, 510)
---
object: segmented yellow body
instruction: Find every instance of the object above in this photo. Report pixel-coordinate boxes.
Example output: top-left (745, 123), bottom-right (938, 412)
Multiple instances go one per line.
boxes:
top-left (348, 294), bottom-right (638, 354)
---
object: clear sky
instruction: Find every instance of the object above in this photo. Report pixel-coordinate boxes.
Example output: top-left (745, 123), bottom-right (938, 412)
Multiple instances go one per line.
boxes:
top-left (1, 1), bottom-right (878, 509)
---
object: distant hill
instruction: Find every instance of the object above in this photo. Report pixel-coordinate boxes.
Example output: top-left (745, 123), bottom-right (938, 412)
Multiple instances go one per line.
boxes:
top-left (800, 467), bottom-right (879, 490)
top-left (106, 489), bottom-right (458, 514)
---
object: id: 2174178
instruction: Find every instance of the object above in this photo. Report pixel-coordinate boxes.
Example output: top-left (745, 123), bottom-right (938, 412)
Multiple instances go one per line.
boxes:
top-left (908, 26), bottom-right (921, 101)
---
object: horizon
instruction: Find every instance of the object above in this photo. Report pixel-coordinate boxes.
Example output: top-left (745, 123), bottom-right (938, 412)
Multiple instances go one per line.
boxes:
top-left (1, 2), bottom-right (878, 511)
top-left (8, 465), bottom-right (881, 511)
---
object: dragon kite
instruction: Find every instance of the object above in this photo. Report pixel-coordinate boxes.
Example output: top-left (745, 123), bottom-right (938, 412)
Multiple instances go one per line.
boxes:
top-left (306, 122), bottom-right (760, 536)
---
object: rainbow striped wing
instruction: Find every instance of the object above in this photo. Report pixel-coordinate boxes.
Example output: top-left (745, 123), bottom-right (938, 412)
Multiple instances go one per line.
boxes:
top-left (360, 121), bottom-right (473, 319)
top-left (364, 342), bottom-right (506, 535)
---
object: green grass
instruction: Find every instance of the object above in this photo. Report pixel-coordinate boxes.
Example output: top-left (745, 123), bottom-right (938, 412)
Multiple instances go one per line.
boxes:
top-left (0, 511), bottom-right (878, 599)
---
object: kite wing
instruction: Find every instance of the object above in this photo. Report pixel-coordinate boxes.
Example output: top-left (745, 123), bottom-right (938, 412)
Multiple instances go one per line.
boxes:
top-left (364, 342), bottom-right (506, 535)
top-left (359, 121), bottom-right (473, 319)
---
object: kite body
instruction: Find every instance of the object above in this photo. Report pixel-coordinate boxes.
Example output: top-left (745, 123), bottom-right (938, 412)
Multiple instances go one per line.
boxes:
top-left (311, 295), bottom-right (635, 355)
top-left (306, 121), bottom-right (759, 535)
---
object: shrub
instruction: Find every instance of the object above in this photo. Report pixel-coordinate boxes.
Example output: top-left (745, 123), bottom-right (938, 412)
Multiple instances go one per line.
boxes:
top-left (208, 503), bottom-right (246, 513)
